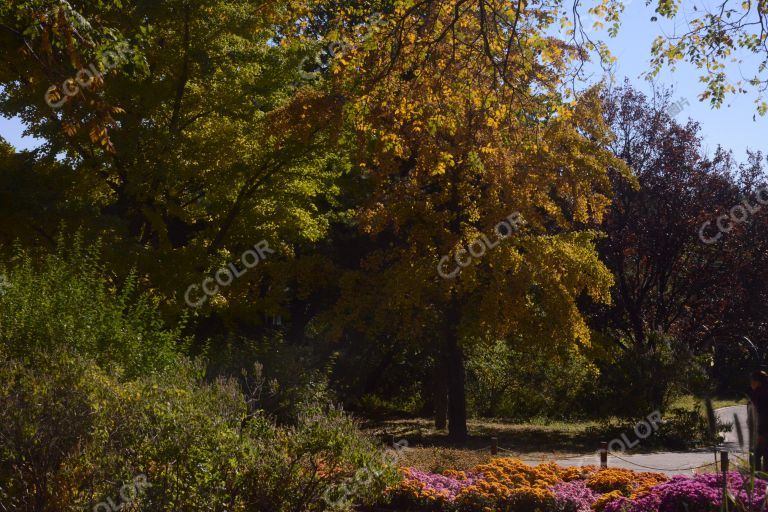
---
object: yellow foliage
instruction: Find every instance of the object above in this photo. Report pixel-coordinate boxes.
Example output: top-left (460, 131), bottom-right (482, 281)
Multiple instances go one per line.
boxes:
top-left (324, 0), bottom-right (632, 363)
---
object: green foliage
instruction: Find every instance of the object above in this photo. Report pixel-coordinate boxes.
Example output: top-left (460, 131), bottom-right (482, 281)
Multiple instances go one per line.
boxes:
top-left (590, 405), bottom-right (724, 452)
top-left (655, 406), bottom-right (726, 449)
top-left (200, 333), bottom-right (337, 421)
top-left (587, 332), bottom-right (694, 418)
top-left (0, 236), bottom-right (182, 376)
top-left (0, 0), bottom-right (348, 323)
top-left (244, 402), bottom-right (399, 511)
top-left (0, 350), bottom-right (101, 510)
top-left (466, 339), bottom-right (598, 421)
top-left (645, 1), bottom-right (768, 113)
top-left (0, 350), bottom-right (399, 511)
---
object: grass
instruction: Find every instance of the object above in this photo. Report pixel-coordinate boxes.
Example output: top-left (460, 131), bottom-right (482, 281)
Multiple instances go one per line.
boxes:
top-left (366, 417), bottom-right (602, 452)
top-left (367, 416), bottom-right (627, 474)
top-left (669, 395), bottom-right (745, 411)
top-left (365, 395), bottom-right (746, 472)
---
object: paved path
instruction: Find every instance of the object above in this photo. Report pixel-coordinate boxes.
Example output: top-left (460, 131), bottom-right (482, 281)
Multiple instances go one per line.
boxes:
top-left (517, 406), bottom-right (750, 476)
top-left (518, 450), bottom-right (723, 476)
top-left (718, 404), bottom-right (751, 449)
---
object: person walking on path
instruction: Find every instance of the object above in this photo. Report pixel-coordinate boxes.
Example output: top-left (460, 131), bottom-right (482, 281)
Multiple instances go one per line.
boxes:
top-left (747, 371), bottom-right (768, 471)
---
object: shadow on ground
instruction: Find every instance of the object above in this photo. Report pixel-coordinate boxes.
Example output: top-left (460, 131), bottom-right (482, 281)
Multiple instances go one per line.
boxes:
top-left (363, 416), bottom-right (708, 454)
top-left (364, 417), bottom-right (614, 453)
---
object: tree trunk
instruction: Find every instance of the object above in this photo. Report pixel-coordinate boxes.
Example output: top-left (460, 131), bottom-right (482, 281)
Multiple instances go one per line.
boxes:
top-left (445, 326), bottom-right (468, 442)
top-left (434, 364), bottom-right (448, 430)
top-left (444, 162), bottom-right (467, 441)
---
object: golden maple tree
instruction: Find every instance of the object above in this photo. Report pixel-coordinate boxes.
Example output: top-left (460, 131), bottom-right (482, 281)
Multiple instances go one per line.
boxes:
top-left (320, 0), bottom-right (632, 439)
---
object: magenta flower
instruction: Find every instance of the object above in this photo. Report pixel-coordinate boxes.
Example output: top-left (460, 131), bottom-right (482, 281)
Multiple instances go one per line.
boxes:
top-left (603, 472), bottom-right (768, 512)
top-left (550, 480), bottom-right (598, 512)
top-left (400, 467), bottom-right (481, 502)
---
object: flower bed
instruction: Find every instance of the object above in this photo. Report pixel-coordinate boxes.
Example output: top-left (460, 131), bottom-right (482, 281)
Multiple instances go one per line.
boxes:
top-left (385, 458), bottom-right (768, 511)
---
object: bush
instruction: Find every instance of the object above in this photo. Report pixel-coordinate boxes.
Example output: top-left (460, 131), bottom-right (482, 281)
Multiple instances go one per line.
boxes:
top-left (465, 339), bottom-right (598, 420)
top-left (200, 332), bottom-right (338, 422)
top-left (0, 237), bottom-right (182, 376)
top-left (655, 405), bottom-right (727, 449)
top-left (0, 350), bottom-right (102, 510)
top-left (586, 332), bottom-right (694, 418)
top-left (243, 403), bottom-right (399, 511)
top-left (0, 350), bottom-right (399, 511)
top-left (586, 403), bottom-right (726, 453)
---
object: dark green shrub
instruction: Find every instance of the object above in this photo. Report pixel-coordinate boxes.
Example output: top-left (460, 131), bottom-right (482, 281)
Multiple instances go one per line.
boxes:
top-left (655, 406), bottom-right (727, 449)
top-left (200, 332), bottom-right (338, 422)
top-left (465, 339), bottom-right (597, 420)
top-left (586, 405), bottom-right (727, 452)
top-left (0, 350), bottom-right (100, 511)
top-left (0, 237), bottom-right (182, 376)
top-left (586, 332), bottom-right (692, 418)
top-left (242, 403), bottom-right (399, 511)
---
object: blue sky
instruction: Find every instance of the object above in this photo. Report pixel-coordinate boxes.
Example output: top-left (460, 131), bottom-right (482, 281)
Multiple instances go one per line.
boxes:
top-left (1, 3), bottom-right (766, 159)
top-left (0, 115), bottom-right (38, 151)
top-left (584, 0), bottom-right (768, 160)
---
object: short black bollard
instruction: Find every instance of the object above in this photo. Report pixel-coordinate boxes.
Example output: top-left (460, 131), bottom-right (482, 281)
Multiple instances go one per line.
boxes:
top-left (600, 442), bottom-right (608, 469)
top-left (491, 437), bottom-right (498, 455)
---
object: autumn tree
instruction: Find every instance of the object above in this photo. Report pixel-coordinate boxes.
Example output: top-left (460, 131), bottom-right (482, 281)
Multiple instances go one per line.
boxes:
top-left (592, 83), bottom-right (768, 407)
top-left (309, 0), bottom-right (630, 440)
top-left (0, 0), bottom-right (349, 335)
top-left (597, 83), bottom-right (745, 350)
top-left (698, 151), bottom-right (768, 391)
top-left (6, 0), bottom-right (766, 435)
top-left (562, 0), bottom-right (768, 114)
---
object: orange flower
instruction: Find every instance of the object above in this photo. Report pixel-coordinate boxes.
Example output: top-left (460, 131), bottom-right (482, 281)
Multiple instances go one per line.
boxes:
top-left (390, 458), bottom-right (668, 512)
top-left (592, 490), bottom-right (624, 511)
top-left (586, 468), bottom-right (636, 495)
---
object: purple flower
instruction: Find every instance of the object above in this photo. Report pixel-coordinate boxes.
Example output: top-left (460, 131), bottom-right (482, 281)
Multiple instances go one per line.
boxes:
top-left (603, 472), bottom-right (768, 512)
top-left (401, 468), bottom-right (481, 501)
top-left (550, 480), bottom-right (598, 512)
